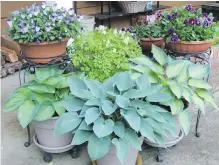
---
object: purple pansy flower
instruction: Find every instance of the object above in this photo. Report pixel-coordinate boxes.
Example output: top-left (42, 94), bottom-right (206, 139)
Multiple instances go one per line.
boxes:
top-left (171, 33), bottom-right (180, 42)
top-left (189, 18), bottom-right (195, 25)
top-left (7, 18), bottom-right (13, 27)
top-left (194, 18), bottom-right (201, 26)
top-left (156, 10), bottom-right (162, 18)
top-left (36, 40), bottom-right (40, 44)
top-left (45, 26), bottom-right (51, 32)
top-left (35, 26), bottom-right (40, 32)
top-left (185, 4), bottom-right (192, 11)
top-left (68, 8), bottom-right (74, 15)
top-left (21, 27), bottom-right (29, 34)
top-left (171, 12), bottom-right (178, 19)
top-left (64, 18), bottom-right (69, 24)
top-left (167, 14), bottom-right (172, 20)
top-left (202, 12), bottom-right (208, 17)
top-left (168, 27), bottom-right (174, 35)
top-left (184, 18), bottom-right (189, 24)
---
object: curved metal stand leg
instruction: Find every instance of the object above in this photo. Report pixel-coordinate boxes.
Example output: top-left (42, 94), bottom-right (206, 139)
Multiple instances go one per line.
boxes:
top-left (43, 152), bottom-right (53, 162)
top-left (24, 125), bottom-right (31, 147)
top-left (156, 148), bottom-right (163, 162)
top-left (195, 110), bottom-right (201, 137)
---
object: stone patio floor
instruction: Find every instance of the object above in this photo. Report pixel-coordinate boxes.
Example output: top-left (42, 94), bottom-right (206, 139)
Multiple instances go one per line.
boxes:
top-left (1, 71), bottom-right (219, 165)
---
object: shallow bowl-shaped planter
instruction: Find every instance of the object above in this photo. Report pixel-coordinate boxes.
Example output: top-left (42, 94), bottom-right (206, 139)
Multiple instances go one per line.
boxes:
top-left (31, 117), bottom-right (73, 150)
top-left (18, 38), bottom-right (69, 64)
top-left (166, 39), bottom-right (213, 53)
top-left (140, 38), bottom-right (164, 51)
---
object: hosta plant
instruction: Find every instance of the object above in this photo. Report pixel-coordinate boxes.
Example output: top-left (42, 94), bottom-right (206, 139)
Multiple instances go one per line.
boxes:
top-left (3, 67), bottom-right (84, 128)
top-left (68, 25), bottom-right (142, 82)
top-left (55, 71), bottom-right (177, 163)
top-left (156, 4), bottom-right (216, 42)
top-left (130, 45), bottom-right (218, 134)
top-left (7, 3), bottom-right (82, 43)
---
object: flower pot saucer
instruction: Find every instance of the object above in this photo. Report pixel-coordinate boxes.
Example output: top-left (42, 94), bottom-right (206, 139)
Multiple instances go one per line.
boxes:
top-left (144, 128), bottom-right (184, 148)
top-left (33, 134), bottom-right (74, 153)
top-left (91, 153), bottom-right (142, 165)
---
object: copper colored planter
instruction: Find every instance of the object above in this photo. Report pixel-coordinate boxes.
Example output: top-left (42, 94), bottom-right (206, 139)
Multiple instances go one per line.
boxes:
top-left (140, 38), bottom-right (164, 51)
top-left (18, 38), bottom-right (69, 64)
top-left (166, 39), bottom-right (213, 53)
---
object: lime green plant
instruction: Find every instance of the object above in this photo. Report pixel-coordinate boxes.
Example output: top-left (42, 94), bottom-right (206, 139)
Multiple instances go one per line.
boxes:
top-left (68, 26), bottom-right (142, 82)
top-left (213, 22), bottom-right (219, 45)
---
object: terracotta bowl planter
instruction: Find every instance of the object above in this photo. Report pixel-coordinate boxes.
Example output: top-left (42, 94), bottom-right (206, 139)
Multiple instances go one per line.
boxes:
top-left (140, 38), bottom-right (164, 51)
top-left (18, 38), bottom-right (69, 64)
top-left (166, 39), bottom-right (213, 53)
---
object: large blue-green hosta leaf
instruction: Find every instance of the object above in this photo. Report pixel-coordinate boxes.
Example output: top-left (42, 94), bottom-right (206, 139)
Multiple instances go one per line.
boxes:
top-left (116, 95), bottom-right (131, 108)
top-left (34, 102), bottom-right (55, 121)
top-left (112, 138), bottom-right (129, 164)
top-left (18, 100), bottom-right (37, 128)
top-left (123, 88), bottom-right (149, 98)
top-left (72, 130), bottom-right (92, 145)
top-left (55, 112), bottom-right (82, 135)
top-left (188, 79), bottom-right (212, 89)
top-left (78, 120), bottom-right (93, 131)
top-left (85, 80), bottom-right (103, 98)
top-left (140, 119), bottom-right (155, 142)
top-left (114, 121), bottom-right (125, 138)
top-left (115, 72), bottom-right (133, 91)
top-left (101, 100), bottom-right (117, 115)
top-left (147, 91), bottom-right (172, 102)
top-left (88, 134), bottom-right (111, 161)
top-left (67, 77), bottom-right (87, 93)
top-left (93, 118), bottom-right (114, 138)
top-left (145, 118), bottom-right (167, 137)
top-left (188, 64), bottom-right (210, 79)
top-left (124, 128), bottom-right (141, 150)
top-left (135, 74), bottom-right (151, 91)
top-left (151, 44), bottom-right (167, 66)
top-left (85, 107), bottom-right (100, 125)
top-left (85, 98), bottom-right (101, 106)
top-left (179, 109), bottom-right (190, 135)
top-left (121, 109), bottom-right (141, 131)
top-left (61, 96), bottom-right (85, 112)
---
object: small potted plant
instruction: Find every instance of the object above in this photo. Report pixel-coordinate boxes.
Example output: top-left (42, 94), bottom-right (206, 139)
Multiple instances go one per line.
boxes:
top-left (3, 66), bottom-right (84, 152)
top-left (130, 45), bottom-right (218, 146)
top-left (157, 4), bottom-right (216, 53)
top-left (67, 25), bottom-right (142, 82)
top-left (54, 71), bottom-right (178, 165)
top-left (132, 22), bottom-right (165, 51)
top-left (7, 3), bottom-right (82, 63)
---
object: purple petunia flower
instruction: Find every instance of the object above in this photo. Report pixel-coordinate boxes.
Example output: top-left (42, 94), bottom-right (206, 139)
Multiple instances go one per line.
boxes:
top-left (36, 40), bottom-right (40, 44)
top-left (35, 26), bottom-right (40, 32)
top-left (185, 4), bottom-right (192, 11)
top-left (171, 33), bottom-right (180, 42)
top-left (168, 27), bottom-right (174, 35)
top-left (21, 27), bottom-right (29, 34)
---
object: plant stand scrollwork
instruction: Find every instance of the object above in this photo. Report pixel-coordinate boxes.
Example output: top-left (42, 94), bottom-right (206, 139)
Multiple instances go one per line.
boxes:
top-left (18, 51), bottom-right (79, 162)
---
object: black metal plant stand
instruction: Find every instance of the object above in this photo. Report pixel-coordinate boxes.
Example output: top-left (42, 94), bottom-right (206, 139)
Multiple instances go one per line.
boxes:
top-left (153, 48), bottom-right (212, 162)
top-left (18, 52), bottom-right (79, 162)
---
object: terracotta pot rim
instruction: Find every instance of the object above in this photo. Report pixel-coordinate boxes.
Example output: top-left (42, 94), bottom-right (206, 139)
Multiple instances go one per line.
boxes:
top-left (17, 38), bottom-right (69, 46)
top-left (167, 39), bottom-right (213, 44)
top-left (140, 37), bottom-right (164, 41)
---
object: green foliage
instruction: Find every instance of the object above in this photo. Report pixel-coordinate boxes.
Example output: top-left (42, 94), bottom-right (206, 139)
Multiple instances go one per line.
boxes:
top-left (7, 3), bottom-right (81, 43)
top-left (55, 71), bottom-right (177, 163)
top-left (213, 22), bottom-right (219, 45)
top-left (130, 45), bottom-right (217, 134)
top-left (3, 67), bottom-right (84, 128)
top-left (68, 26), bottom-right (142, 82)
top-left (132, 22), bottom-right (164, 40)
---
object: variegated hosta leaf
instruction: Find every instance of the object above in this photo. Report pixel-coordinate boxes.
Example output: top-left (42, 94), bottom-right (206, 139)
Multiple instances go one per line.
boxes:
top-left (196, 89), bottom-right (218, 109)
top-left (169, 98), bottom-right (184, 115)
top-left (182, 87), bottom-right (192, 102)
top-left (151, 44), bottom-right (167, 66)
top-left (153, 62), bottom-right (165, 75)
top-left (176, 65), bottom-right (189, 83)
top-left (166, 60), bottom-right (185, 78)
top-left (188, 63), bottom-right (210, 79)
top-left (167, 80), bottom-right (182, 99)
top-left (192, 93), bottom-right (205, 114)
top-left (179, 109), bottom-right (191, 135)
top-left (188, 79), bottom-right (212, 89)
top-left (131, 65), bottom-right (150, 74)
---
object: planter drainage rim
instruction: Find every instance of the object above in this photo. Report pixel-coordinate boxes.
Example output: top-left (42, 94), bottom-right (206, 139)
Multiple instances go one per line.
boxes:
top-left (33, 134), bottom-right (74, 153)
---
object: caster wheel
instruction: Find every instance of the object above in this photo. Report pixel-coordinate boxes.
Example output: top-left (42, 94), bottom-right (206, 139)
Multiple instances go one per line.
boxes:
top-left (24, 142), bottom-right (30, 147)
top-left (69, 148), bottom-right (78, 159)
top-left (43, 152), bottom-right (52, 162)
top-left (156, 155), bottom-right (163, 162)
top-left (196, 132), bottom-right (200, 137)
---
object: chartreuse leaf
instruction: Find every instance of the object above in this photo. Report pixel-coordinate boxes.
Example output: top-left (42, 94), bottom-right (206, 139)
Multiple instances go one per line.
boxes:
top-left (188, 63), bottom-right (210, 79)
top-left (153, 62), bottom-right (165, 74)
top-left (4, 88), bottom-right (30, 112)
top-left (88, 134), bottom-right (111, 161)
top-left (34, 102), bottom-right (55, 121)
top-left (166, 60), bottom-right (185, 78)
top-left (93, 118), bottom-right (114, 138)
top-left (116, 72), bottom-right (133, 91)
top-left (28, 84), bottom-right (55, 93)
top-left (167, 80), bottom-right (182, 99)
top-left (151, 44), bottom-right (167, 66)
top-left (43, 76), bottom-right (64, 87)
top-left (170, 98), bottom-right (184, 115)
top-left (114, 121), bottom-right (125, 138)
top-left (85, 107), bottom-right (100, 125)
top-left (124, 128), bottom-right (141, 150)
top-left (55, 112), bottom-right (82, 135)
top-left (140, 119), bottom-right (155, 142)
top-left (192, 93), bottom-right (205, 114)
top-left (72, 130), bottom-right (92, 145)
top-left (179, 109), bottom-right (190, 135)
top-left (196, 89), bottom-right (218, 109)
top-left (102, 100), bottom-right (117, 115)
top-left (182, 87), bottom-right (192, 102)
top-left (61, 96), bottom-right (85, 112)
top-left (188, 79), bottom-right (212, 89)
top-left (116, 95), bottom-right (131, 108)
top-left (18, 100), bottom-right (36, 128)
top-left (112, 138), bottom-right (129, 164)
top-left (121, 109), bottom-right (141, 131)
top-left (52, 101), bottom-right (65, 116)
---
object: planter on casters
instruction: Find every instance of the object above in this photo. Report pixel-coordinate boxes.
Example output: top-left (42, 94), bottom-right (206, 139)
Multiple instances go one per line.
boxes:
top-left (166, 39), bottom-right (213, 53)
top-left (18, 38), bottom-right (69, 64)
top-left (32, 117), bottom-right (77, 162)
top-left (140, 38), bottom-right (164, 52)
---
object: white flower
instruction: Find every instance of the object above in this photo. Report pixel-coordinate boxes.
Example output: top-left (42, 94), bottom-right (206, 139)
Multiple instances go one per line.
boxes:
top-left (67, 38), bottom-right (74, 47)
top-left (96, 25), bottom-right (106, 31)
top-left (106, 40), bottom-right (111, 47)
top-left (113, 29), bottom-right (118, 35)
top-left (123, 37), bottom-right (129, 45)
top-left (102, 30), bottom-right (106, 34)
